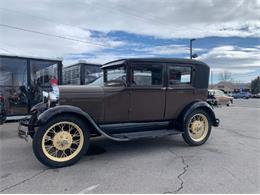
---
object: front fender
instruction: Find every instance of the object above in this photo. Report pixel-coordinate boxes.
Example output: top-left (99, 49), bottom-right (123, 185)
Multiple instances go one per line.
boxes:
top-left (37, 105), bottom-right (96, 125)
top-left (178, 101), bottom-right (219, 127)
top-left (37, 105), bottom-right (128, 141)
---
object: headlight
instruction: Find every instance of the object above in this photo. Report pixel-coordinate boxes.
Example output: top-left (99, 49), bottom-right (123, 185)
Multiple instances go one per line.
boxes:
top-left (42, 84), bottom-right (60, 107)
top-left (42, 91), bottom-right (49, 103)
top-left (49, 91), bottom-right (59, 102)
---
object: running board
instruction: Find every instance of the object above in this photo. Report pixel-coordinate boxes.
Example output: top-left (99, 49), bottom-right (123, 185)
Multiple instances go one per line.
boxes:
top-left (109, 129), bottom-right (181, 141)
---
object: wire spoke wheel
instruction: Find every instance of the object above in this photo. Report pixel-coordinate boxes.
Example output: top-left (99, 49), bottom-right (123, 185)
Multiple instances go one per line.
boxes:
top-left (41, 121), bottom-right (84, 162)
top-left (188, 113), bottom-right (209, 142)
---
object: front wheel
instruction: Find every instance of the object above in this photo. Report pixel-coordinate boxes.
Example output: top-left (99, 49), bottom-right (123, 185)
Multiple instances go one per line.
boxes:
top-left (33, 115), bottom-right (89, 168)
top-left (182, 109), bottom-right (212, 146)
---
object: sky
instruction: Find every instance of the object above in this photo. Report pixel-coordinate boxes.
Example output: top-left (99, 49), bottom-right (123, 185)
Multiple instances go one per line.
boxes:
top-left (0, 0), bottom-right (260, 83)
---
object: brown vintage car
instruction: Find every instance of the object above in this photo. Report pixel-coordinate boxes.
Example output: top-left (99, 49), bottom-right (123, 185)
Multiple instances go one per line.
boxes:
top-left (19, 58), bottom-right (219, 168)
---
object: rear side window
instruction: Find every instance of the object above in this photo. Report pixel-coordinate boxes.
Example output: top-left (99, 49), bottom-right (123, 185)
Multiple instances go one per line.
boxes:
top-left (131, 64), bottom-right (163, 86)
top-left (168, 65), bottom-right (192, 85)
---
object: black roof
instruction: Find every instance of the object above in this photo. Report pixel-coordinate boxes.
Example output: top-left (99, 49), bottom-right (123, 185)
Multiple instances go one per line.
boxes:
top-left (102, 58), bottom-right (209, 68)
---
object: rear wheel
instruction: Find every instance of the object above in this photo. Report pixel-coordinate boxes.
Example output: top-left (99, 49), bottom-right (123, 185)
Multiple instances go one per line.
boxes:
top-left (182, 109), bottom-right (212, 146)
top-left (33, 115), bottom-right (89, 168)
top-left (227, 100), bottom-right (231, 106)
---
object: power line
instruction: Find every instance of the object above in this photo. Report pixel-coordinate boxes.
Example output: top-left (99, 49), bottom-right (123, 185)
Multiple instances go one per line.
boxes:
top-left (0, 47), bottom-right (12, 54)
top-left (0, 23), bottom-right (107, 48)
top-left (0, 7), bottom-right (93, 41)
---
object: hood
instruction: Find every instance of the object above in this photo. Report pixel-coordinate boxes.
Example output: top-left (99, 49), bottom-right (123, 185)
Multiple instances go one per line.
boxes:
top-left (59, 85), bottom-right (104, 103)
top-left (59, 85), bottom-right (104, 94)
top-left (58, 85), bottom-right (105, 122)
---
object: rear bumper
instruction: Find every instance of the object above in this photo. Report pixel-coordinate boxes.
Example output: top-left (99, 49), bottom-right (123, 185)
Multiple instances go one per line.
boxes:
top-left (213, 118), bottom-right (220, 127)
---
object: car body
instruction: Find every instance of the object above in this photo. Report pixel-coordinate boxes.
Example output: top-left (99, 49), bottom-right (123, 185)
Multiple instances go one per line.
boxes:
top-left (18, 58), bottom-right (219, 168)
top-left (252, 93), bottom-right (260, 98)
top-left (208, 89), bottom-right (234, 106)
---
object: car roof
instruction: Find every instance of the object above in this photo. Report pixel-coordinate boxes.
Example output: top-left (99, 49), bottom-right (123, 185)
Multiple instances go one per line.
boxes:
top-left (102, 58), bottom-right (209, 69)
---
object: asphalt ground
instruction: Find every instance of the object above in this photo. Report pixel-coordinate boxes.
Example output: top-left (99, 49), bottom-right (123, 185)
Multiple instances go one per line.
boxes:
top-left (0, 99), bottom-right (259, 193)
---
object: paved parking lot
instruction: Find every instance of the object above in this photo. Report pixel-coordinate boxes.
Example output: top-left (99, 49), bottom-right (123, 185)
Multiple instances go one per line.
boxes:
top-left (0, 99), bottom-right (259, 193)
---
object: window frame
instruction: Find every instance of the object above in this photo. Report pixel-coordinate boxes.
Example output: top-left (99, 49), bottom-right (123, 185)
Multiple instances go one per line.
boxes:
top-left (129, 63), bottom-right (165, 88)
top-left (167, 64), bottom-right (194, 88)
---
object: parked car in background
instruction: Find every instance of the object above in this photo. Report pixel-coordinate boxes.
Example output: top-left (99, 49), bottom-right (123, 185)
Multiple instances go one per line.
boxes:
top-left (0, 92), bottom-right (6, 124)
top-left (252, 93), bottom-right (260, 98)
top-left (208, 89), bottom-right (233, 106)
top-left (232, 92), bottom-right (251, 99)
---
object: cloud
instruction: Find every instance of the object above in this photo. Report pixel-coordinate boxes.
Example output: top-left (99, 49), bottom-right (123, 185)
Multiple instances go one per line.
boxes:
top-left (134, 44), bottom-right (206, 55)
top-left (0, 0), bottom-right (259, 83)
top-left (198, 45), bottom-right (260, 74)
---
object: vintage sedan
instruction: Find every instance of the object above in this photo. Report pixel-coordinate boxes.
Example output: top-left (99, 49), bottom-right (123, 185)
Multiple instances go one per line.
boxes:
top-left (19, 58), bottom-right (219, 168)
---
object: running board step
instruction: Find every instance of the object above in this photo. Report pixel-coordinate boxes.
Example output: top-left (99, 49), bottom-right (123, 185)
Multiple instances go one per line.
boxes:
top-left (110, 129), bottom-right (181, 141)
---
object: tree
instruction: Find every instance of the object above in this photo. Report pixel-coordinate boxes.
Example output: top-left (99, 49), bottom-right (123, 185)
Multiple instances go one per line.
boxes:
top-left (251, 76), bottom-right (260, 94)
top-left (219, 71), bottom-right (232, 82)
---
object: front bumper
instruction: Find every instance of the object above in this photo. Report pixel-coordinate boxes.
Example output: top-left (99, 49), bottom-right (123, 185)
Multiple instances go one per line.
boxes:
top-left (18, 118), bottom-right (38, 141)
top-left (18, 102), bottom-right (47, 140)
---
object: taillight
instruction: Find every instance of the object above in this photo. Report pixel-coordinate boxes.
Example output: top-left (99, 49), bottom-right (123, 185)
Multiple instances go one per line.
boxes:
top-left (0, 95), bottom-right (4, 101)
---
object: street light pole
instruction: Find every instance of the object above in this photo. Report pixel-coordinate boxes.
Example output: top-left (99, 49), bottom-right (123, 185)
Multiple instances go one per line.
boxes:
top-left (190, 39), bottom-right (196, 59)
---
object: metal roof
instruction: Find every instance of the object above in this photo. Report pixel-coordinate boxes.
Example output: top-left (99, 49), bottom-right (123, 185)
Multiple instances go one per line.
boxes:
top-left (102, 58), bottom-right (209, 68)
top-left (0, 53), bottom-right (63, 62)
top-left (65, 62), bottom-right (101, 69)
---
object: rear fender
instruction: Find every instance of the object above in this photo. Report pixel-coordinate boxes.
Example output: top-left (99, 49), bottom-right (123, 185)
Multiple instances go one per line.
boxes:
top-left (177, 101), bottom-right (219, 129)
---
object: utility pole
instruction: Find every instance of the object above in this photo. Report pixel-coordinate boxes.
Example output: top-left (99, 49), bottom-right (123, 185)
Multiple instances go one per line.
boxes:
top-left (211, 71), bottom-right (213, 89)
top-left (190, 39), bottom-right (196, 59)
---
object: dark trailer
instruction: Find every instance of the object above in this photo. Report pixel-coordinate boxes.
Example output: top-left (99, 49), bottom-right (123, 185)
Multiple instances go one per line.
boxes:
top-left (63, 62), bottom-right (101, 85)
top-left (0, 54), bottom-right (62, 119)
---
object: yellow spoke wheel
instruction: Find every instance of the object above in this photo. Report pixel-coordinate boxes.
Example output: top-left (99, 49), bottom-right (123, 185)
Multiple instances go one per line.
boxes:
top-left (42, 121), bottom-right (84, 162)
top-left (188, 113), bottom-right (209, 142)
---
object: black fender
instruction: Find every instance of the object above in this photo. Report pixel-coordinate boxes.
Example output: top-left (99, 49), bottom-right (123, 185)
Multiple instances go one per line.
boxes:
top-left (177, 101), bottom-right (219, 128)
top-left (37, 105), bottom-right (128, 141)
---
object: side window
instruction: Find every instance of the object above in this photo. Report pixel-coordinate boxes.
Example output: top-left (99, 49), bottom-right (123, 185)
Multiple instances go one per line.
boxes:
top-left (104, 65), bottom-right (126, 83)
top-left (132, 64), bottom-right (163, 86)
top-left (168, 65), bottom-right (192, 86)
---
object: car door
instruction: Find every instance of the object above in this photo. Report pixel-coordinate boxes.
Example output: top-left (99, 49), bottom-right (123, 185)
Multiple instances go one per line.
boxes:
top-left (129, 63), bottom-right (166, 121)
top-left (164, 64), bottom-right (197, 119)
top-left (103, 64), bottom-right (130, 123)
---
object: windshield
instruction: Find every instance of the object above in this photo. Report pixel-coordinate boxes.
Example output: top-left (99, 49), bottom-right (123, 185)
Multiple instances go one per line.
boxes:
top-left (87, 73), bottom-right (104, 86)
